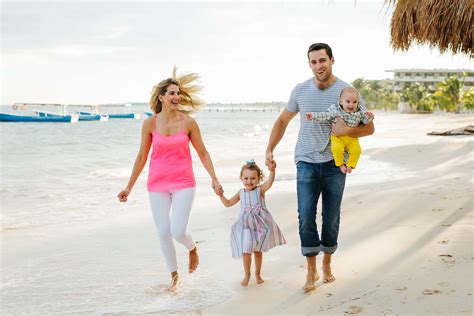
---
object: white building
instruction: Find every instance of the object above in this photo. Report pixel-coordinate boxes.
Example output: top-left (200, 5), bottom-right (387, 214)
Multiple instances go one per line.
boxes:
top-left (386, 69), bottom-right (474, 92)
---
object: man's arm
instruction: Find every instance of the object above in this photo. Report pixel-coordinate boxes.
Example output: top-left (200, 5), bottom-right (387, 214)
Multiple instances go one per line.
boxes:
top-left (331, 117), bottom-right (374, 137)
top-left (265, 109), bottom-right (297, 167)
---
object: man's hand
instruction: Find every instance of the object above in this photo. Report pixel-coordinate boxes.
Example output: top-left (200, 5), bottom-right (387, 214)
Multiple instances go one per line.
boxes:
top-left (331, 117), bottom-right (348, 136)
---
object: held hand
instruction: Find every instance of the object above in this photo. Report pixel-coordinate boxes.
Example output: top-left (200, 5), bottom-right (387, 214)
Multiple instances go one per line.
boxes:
top-left (305, 112), bottom-right (313, 121)
top-left (117, 189), bottom-right (130, 203)
top-left (268, 160), bottom-right (277, 171)
top-left (331, 117), bottom-right (348, 136)
top-left (366, 111), bottom-right (375, 121)
top-left (265, 151), bottom-right (274, 170)
top-left (212, 179), bottom-right (223, 196)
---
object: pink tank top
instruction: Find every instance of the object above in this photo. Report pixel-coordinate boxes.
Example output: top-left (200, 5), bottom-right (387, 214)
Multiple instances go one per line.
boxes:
top-left (147, 114), bottom-right (196, 192)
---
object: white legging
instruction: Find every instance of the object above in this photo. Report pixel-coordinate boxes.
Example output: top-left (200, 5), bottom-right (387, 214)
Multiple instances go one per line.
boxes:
top-left (148, 187), bottom-right (196, 273)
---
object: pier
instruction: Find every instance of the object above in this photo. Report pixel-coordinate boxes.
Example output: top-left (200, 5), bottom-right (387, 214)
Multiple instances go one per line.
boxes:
top-left (202, 106), bottom-right (283, 112)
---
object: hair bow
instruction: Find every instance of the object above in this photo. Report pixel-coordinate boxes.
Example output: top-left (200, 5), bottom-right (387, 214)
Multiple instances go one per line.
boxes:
top-left (245, 159), bottom-right (256, 165)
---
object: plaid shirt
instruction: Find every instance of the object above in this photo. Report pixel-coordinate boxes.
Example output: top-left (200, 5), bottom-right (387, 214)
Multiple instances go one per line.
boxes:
top-left (310, 103), bottom-right (372, 127)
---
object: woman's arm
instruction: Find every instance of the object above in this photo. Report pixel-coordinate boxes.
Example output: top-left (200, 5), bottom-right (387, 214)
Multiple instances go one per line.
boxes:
top-left (219, 191), bottom-right (240, 208)
top-left (117, 118), bottom-right (153, 202)
top-left (188, 117), bottom-right (223, 195)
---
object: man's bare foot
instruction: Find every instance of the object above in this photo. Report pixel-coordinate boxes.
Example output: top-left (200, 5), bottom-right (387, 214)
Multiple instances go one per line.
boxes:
top-left (339, 165), bottom-right (347, 174)
top-left (303, 272), bottom-right (320, 293)
top-left (255, 274), bottom-right (264, 284)
top-left (168, 273), bottom-right (181, 291)
top-left (322, 265), bottom-right (335, 283)
top-left (189, 246), bottom-right (199, 273)
top-left (241, 274), bottom-right (251, 287)
top-left (346, 166), bottom-right (353, 174)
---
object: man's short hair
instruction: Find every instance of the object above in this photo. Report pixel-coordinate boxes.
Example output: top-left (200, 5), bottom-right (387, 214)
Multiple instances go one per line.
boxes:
top-left (307, 43), bottom-right (333, 60)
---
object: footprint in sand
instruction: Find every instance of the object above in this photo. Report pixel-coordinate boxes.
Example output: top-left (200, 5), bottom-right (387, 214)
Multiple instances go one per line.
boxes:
top-left (344, 306), bottom-right (363, 314)
top-left (395, 286), bottom-right (407, 291)
top-left (432, 208), bottom-right (444, 212)
top-left (439, 254), bottom-right (456, 264)
top-left (437, 239), bottom-right (449, 244)
top-left (423, 289), bottom-right (442, 295)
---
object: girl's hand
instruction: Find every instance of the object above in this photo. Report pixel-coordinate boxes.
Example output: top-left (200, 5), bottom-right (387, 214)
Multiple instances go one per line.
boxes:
top-left (212, 179), bottom-right (223, 196)
top-left (117, 189), bottom-right (130, 202)
top-left (305, 112), bottom-right (314, 121)
top-left (268, 160), bottom-right (277, 171)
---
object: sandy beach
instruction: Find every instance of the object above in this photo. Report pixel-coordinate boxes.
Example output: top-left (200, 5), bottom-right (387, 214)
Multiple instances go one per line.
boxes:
top-left (2, 112), bottom-right (473, 315)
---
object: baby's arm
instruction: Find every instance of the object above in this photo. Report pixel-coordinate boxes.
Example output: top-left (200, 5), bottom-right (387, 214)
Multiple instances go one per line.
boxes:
top-left (219, 191), bottom-right (240, 208)
top-left (305, 111), bottom-right (334, 122)
top-left (360, 109), bottom-right (374, 124)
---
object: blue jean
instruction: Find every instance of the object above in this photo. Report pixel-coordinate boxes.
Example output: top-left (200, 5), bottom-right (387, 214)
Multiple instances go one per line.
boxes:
top-left (296, 160), bottom-right (346, 256)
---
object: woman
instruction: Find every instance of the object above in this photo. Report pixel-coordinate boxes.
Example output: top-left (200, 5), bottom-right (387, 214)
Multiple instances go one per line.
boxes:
top-left (117, 67), bottom-right (223, 290)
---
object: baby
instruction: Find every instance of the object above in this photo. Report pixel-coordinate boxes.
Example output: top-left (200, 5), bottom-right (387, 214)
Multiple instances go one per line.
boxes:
top-left (306, 87), bottom-right (374, 174)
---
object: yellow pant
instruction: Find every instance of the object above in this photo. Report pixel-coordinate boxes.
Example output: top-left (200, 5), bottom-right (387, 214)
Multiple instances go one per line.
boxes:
top-left (330, 135), bottom-right (361, 168)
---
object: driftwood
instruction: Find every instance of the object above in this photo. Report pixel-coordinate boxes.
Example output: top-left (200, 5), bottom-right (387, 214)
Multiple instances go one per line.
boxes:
top-left (427, 125), bottom-right (474, 136)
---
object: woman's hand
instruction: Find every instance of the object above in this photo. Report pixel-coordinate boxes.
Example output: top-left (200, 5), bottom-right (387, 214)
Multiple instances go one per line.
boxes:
top-left (211, 179), bottom-right (223, 196)
top-left (117, 189), bottom-right (131, 202)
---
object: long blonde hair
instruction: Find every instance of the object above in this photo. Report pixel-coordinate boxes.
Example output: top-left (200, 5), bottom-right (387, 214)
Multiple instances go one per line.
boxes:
top-left (149, 66), bottom-right (205, 114)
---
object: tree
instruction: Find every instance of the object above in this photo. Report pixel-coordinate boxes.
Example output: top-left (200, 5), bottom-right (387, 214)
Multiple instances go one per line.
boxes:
top-left (461, 87), bottom-right (474, 110)
top-left (433, 75), bottom-right (465, 112)
top-left (399, 83), bottom-right (434, 112)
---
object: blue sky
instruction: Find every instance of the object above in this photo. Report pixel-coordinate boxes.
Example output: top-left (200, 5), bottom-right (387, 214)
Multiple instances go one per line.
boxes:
top-left (2, 0), bottom-right (472, 104)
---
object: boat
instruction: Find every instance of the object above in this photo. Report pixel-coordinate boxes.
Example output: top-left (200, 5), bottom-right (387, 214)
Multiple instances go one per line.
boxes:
top-left (76, 111), bottom-right (109, 121)
top-left (0, 112), bottom-right (78, 123)
top-left (83, 103), bottom-right (140, 119)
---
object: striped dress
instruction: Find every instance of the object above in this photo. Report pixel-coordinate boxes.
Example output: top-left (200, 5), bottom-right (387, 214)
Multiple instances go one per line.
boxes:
top-left (230, 186), bottom-right (286, 258)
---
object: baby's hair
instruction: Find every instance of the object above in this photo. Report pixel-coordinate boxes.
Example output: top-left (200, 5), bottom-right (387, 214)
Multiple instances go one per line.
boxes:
top-left (240, 162), bottom-right (265, 183)
top-left (340, 87), bottom-right (359, 99)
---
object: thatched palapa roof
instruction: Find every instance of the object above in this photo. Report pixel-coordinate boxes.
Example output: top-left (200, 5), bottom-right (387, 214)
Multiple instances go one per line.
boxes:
top-left (386, 0), bottom-right (473, 57)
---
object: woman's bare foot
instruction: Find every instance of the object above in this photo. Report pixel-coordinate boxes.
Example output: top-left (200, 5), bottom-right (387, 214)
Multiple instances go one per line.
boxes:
top-left (303, 272), bottom-right (319, 293)
top-left (189, 246), bottom-right (199, 273)
top-left (255, 274), bottom-right (264, 285)
top-left (168, 273), bottom-right (181, 291)
top-left (241, 274), bottom-right (251, 287)
top-left (322, 265), bottom-right (336, 283)
top-left (339, 165), bottom-right (347, 174)
top-left (346, 166), bottom-right (353, 174)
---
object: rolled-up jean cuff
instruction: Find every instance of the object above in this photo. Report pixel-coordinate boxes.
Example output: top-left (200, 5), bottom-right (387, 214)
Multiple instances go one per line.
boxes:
top-left (320, 244), bottom-right (338, 254)
top-left (302, 246), bottom-right (320, 257)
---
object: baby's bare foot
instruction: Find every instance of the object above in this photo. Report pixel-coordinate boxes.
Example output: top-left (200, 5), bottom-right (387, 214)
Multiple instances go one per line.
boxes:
top-left (339, 165), bottom-right (347, 174)
top-left (303, 272), bottom-right (319, 293)
top-left (241, 274), bottom-right (251, 287)
top-left (189, 246), bottom-right (199, 273)
top-left (346, 166), bottom-right (353, 174)
top-left (322, 266), bottom-right (335, 283)
top-left (255, 274), bottom-right (264, 284)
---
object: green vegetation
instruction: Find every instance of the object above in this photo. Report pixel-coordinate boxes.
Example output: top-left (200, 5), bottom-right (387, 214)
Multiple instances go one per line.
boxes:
top-left (352, 73), bottom-right (472, 113)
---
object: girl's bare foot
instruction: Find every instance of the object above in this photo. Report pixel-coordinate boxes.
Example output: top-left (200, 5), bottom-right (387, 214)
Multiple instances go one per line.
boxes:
top-left (339, 165), bottom-right (347, 174)
top-left (189, 246), bottom-right (199, 273)
top-left (322, 265), bottom-right (335, 283)
top-left (241, 274), bottom-right (251, 287)
top-left (346, 166), bottom-right (353, 174)
top-left (303, 272), bottom-right (319, 293)
top-left (255, 274), bottom-right (264, 284)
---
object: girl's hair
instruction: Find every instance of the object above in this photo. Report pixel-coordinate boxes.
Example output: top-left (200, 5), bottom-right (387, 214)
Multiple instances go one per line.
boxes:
top-left (149, 66), bottom-right (205, 114)
top-left (240, 162), bottom-right (265, 183)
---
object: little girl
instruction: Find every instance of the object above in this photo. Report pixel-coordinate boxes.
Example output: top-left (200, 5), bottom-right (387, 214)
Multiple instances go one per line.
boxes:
top-left (218, 159), bottom-right (286, 287)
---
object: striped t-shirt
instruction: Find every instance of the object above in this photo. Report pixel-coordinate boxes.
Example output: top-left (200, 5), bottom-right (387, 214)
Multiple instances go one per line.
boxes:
top-left (287, 77), bottom-right (366, 164)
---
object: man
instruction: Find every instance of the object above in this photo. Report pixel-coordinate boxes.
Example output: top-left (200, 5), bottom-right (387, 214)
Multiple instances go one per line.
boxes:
top-left (265, 43), bottom-right (374, 293)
